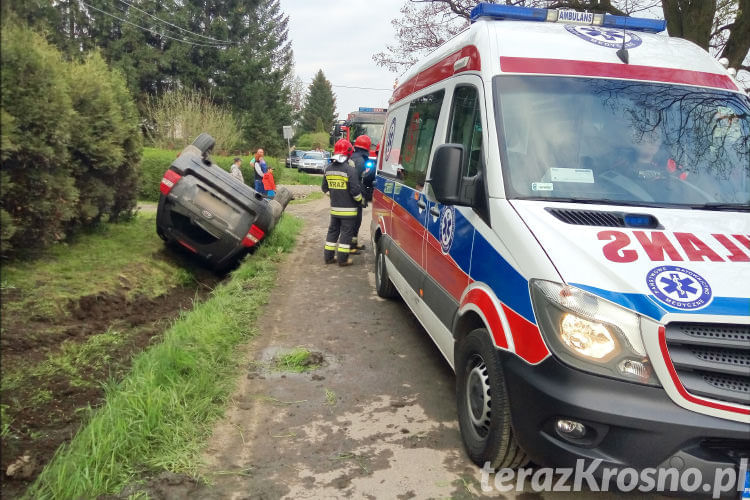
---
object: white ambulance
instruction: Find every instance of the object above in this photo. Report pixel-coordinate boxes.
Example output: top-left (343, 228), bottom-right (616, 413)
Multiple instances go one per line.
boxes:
top-left (370, 2), bottom-right (749, 491)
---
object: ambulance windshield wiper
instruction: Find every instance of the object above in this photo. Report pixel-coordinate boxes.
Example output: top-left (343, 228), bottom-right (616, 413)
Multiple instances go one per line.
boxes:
top-left (690, 202), bottom-right (750, 212)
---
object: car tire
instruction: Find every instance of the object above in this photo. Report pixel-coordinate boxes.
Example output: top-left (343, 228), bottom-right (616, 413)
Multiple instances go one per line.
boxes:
top-left (375, 239), bottom-right (398, 299)
top-left (192, 133), bottom-right (216, 155)
top-left (456, 329), bottom-right (528, 469)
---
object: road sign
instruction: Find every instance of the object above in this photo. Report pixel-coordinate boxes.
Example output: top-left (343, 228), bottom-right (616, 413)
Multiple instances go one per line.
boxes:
top-left (282, 126), bottom-right (293, 140)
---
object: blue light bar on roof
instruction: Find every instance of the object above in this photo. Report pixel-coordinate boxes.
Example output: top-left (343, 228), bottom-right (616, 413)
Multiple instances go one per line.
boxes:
top-left (470, 2), bottom-right (666, 33)
top-left (602, 13), bottom-right (666, 33)
top-left (470, 4), bottom-right (547, 22)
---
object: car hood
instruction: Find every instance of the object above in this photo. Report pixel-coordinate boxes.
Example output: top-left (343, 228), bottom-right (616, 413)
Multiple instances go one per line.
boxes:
top-left (510, 200), bottom-right (750, 321)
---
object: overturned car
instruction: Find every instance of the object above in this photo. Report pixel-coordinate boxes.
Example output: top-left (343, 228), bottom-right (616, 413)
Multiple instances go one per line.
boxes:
top-left (156, 133), bottom-right (291, 271)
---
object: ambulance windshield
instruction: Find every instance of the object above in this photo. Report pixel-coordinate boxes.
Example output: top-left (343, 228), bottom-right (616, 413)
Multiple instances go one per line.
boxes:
top-left (494, 76), bottom-right (750, 208)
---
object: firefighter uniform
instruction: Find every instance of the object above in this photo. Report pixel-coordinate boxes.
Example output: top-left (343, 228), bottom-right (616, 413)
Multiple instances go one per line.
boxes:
top-left (350, 146), bottom-right (369, 252)
top-left (322, 158), bottom-right (364, 266)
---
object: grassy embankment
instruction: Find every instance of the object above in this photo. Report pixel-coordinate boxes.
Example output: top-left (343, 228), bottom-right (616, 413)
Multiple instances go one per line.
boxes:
top-left (1, 212), bottom-right (193, 322)
top-left (0, 211), bottom-right (217, 500)
top-left (26, 214), bottom-right (303, 499)
top-left (139, 147), bottom-right (321, 202)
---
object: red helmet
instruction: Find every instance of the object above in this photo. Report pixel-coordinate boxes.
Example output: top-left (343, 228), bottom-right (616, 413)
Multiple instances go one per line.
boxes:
top-left (333, 139), bottom-right (354, 157)
top-left (354, 135), bottom-right (371, 150)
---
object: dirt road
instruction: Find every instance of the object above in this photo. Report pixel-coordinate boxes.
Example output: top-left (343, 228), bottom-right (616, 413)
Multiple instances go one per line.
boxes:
top-left (186, 196), bottom-right (475, 499)
top-left (158, 196), bottom-right (662, 500)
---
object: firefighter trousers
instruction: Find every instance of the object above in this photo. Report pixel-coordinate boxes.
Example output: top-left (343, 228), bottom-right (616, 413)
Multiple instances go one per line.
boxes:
top-left (352, 206), bottom-right (363, 249)
top-left (324, 215), bottom-right (356, 265)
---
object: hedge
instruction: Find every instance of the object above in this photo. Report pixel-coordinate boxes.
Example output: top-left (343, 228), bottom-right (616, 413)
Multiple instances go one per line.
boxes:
top-left (0, 23), bottom-right (141, 256)
top-left (139, 148), bottom-right (290, 202)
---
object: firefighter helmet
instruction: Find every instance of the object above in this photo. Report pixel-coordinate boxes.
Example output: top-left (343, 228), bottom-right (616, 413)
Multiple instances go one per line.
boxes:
top-left (354, 135), bottom-right (371, 151)
top-left (333, 139), bottom-right (354, 162)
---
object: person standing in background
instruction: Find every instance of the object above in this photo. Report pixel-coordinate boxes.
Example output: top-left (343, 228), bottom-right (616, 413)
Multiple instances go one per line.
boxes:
top-left (230, 157), bottom-right (244, 183)
top-left (349, 135), bottom-right (371, 253)
top-left (252, 148), bottom-right (268, 195)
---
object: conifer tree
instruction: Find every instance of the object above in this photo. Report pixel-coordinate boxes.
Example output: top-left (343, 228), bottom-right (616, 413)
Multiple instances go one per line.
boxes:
top-left (300, 69), bottom-right (337, 134)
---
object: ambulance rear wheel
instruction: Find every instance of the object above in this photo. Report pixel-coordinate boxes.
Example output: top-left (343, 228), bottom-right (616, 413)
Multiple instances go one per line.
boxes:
top-left (375, 240), bottom-right (398, 299)
top-left (456, 328), bottom-right (527, 469)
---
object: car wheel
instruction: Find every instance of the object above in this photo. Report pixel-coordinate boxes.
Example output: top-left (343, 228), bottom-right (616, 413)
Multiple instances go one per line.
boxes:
top-left (192, 133), bottom-right (216, 155)
top-left (375, 239), bottom-right (398, 299)
top-left (456, 329), bottom-right (528, 469)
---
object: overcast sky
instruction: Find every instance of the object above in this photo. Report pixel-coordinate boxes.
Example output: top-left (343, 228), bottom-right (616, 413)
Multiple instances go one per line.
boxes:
top-left (279, 0), bottom-right (404, 119)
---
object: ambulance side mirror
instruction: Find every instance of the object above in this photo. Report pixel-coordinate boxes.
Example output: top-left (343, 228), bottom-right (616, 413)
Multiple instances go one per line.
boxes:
top-left (428, 144), bottom-right (473, 207)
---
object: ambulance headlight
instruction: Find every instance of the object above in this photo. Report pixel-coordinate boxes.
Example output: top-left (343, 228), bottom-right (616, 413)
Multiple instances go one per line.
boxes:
top-left (530, 280), bottom-right (659, 386)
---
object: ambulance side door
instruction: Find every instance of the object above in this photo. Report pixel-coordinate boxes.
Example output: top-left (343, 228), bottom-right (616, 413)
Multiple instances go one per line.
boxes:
top-left (423, 76), bottom-right (487, 331)
top-left (388, 89), bottom-right (447, 293)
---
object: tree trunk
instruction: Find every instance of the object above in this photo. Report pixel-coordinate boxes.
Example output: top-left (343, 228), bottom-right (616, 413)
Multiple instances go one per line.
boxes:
top-left (720, 0), bottom-right (750, 70)
top-left (662, 0), bottom-right (717, 50)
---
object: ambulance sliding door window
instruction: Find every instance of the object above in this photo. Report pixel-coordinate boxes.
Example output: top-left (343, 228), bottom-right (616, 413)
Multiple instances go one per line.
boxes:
top-left (398, 90), bottom-right (445, 190)
top-left (447, 86), bottom-right (483, 177)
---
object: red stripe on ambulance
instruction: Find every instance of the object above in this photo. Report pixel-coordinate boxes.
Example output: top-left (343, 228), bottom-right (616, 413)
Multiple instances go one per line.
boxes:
top-left (499, 57), bottom-right (738, 91)
top-left (599, 230), bottom-right (750, 263)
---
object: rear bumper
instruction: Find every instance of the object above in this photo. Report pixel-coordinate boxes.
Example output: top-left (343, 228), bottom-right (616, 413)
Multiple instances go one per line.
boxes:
top-left (499, 351), bottom-right (749, 495)
top-left (156, 196), bottom-right (250, 269)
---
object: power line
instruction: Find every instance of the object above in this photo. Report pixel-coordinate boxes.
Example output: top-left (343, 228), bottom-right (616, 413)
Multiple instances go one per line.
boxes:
top-left (81, 1), bottom-right (235, 47)
top-left (115, 0), bottom-right (240, 45)
top-left (110, 2), bottom-right (228, 47)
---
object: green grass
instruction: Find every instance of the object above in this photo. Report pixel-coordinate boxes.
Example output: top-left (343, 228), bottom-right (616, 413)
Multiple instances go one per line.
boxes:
top-left (1, 328), bottom-right (128, 398)
top-left (27, 214), bottom-right (303, 499)
top-left (0, 212), bottom-right (193, 321)
top-left (273, 347), bottom-right (320, 373)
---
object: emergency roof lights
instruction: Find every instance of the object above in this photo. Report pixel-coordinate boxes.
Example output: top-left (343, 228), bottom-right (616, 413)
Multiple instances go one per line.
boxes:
top-left (470, 3), bottom-right (666, 33)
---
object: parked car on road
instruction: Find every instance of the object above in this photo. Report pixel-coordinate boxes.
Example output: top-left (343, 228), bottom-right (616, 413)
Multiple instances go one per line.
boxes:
top-left (298, 151), bottom-right (328, 173)
top-left (156, 133), bottom-right (291, 271)
top-left (285, 149), bottom-right (306, 168)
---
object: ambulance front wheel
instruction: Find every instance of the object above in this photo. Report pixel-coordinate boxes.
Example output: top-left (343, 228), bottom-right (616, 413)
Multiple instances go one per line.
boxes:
top-left (456, 328), bottom-right (528, 469)
top-left (375, 239), bottom-right (398, 299)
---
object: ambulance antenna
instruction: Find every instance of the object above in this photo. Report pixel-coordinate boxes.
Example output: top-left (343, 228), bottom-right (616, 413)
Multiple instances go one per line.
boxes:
top-left (616, 1), bottom-right (630, 64)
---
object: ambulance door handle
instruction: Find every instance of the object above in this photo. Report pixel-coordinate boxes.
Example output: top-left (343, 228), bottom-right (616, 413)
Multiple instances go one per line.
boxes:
top-left (417, 199), bottom-right (427, 209)
top-left (429, 205), bottom-right (440, 217)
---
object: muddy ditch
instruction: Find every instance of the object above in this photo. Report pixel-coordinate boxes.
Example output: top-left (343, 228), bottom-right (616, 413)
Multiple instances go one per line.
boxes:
top-left (0, 256), bottom-right (222, 499)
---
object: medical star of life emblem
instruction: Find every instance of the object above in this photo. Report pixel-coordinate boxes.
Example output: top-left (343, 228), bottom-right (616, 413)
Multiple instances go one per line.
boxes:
top-left (384, 117), bottom-right (397, 161)
top-left (646, 265), bottom-right (712, 311)
top-left (565, 24), bottom-right (642, 49)
top-left (439, 206), bottom-right (455, 254)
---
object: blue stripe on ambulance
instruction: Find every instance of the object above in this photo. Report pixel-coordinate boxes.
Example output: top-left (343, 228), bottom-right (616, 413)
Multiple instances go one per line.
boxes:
top-left (572, 283), bottom-right (750, 321)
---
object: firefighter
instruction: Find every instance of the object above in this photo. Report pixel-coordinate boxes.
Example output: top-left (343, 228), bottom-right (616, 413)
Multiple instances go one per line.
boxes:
top-left (350, 135), bottom-right (371, 253)
top-left (322, 139), bottom-right (365, 266)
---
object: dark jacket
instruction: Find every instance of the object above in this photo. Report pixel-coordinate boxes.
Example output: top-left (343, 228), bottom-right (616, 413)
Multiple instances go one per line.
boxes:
top-left (321, 159), bottom-right (363, 217)
top-left (351, 148), bottom-right (375, 200)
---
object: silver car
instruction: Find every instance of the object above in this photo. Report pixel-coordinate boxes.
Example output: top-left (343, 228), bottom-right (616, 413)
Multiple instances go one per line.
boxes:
top-left (298, 151), bottom-right (329, 174)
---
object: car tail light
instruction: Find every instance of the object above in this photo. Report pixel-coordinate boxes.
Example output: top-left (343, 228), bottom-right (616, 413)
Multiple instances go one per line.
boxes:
top-left (241, 224), bottom-right (266, 247)
top-left (160, 169), bottom-right (182, 196)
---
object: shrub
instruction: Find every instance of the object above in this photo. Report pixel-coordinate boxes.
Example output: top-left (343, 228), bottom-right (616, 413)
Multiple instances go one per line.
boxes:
top-left (139, 148), bottom-right (179, 202)
top-left (0, 24), bottom-right (142, 257)
top-left (295, 131), bottom-right (331, 151)
top-left (139, 148), bottom-right (289, 201)
top-left (144, 89), bottom-right (242, 155)
top-left (1, 23), bottom-right (77, 253)
top-left (68, 52), bottom-right (142, 226)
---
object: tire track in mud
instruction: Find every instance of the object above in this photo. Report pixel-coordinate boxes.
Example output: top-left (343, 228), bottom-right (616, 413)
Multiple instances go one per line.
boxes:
top-left (0, 251), bottom-right (222, 499)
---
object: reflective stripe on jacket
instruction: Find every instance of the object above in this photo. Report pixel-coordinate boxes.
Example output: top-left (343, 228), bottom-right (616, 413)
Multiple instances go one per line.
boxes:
top-left (321, 159), bottom-right (362, 217)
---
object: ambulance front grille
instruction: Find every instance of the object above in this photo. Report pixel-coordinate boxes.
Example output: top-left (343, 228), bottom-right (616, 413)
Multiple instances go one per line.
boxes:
top-left (664, 323), bottom-right (750, 407)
